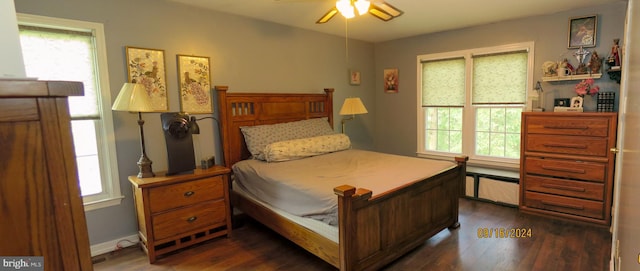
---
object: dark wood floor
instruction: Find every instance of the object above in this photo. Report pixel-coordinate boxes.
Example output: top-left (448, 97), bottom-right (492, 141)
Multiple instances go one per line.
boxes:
top-left (93, 198), bottom-right (612, 271)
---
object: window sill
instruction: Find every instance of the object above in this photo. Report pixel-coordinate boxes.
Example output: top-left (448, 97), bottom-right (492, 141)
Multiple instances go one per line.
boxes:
top-left (416, 152), bottom-right (520, 171)
top-left (83, 195), bottom-right (124, 212)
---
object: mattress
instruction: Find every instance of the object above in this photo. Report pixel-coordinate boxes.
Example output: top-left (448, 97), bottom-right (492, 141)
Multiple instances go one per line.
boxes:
top-left (232, 149), bottom-right (457, 225)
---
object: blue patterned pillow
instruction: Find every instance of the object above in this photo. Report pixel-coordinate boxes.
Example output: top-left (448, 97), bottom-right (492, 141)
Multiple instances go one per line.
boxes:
top-left (240, 118), bottom-right (336, 160)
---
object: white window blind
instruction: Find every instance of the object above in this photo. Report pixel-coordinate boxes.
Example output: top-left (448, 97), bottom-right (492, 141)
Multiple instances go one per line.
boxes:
top-left (421, 58), bottom-right (465, 107)
top-left (472, 51), bottom-right (528, 105)
top-left (19, 25), bottom-right (99, 119)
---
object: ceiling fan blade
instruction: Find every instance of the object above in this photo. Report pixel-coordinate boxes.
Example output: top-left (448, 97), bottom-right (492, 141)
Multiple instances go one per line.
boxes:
top-left (316, 7), bottom-right (338, 24)
top-left (369, 1), bottom-right (403, 21)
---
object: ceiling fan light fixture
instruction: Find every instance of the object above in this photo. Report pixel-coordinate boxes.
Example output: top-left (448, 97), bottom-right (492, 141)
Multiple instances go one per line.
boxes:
top-left (336, 0), bottom-right (355, 18)
top-left (354, 0), bottom-right (370, 15)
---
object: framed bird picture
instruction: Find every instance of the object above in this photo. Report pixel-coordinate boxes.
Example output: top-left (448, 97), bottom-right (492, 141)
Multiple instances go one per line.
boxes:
top-left (177, 54), bottom-right (212, 114)
top-left (125, 46), bottom-right (168, 111)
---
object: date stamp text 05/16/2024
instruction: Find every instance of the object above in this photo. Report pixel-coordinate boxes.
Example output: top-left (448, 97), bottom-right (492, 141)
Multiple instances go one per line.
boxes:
top-left (477, 228), bottom-right (532, 239)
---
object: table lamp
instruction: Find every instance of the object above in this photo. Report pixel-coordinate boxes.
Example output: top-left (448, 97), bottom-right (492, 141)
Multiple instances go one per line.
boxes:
top-left (112, 83), bottom-right (156, 178)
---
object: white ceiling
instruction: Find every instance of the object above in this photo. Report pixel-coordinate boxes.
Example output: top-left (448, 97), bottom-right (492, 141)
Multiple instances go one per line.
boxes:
top-left (165, 0), bottom-right (624, 43)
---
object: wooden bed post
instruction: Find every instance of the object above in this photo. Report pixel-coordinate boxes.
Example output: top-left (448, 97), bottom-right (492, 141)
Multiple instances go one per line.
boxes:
top-left (450, 155), bottom-right (469, 229)
top-left (323, 88), bottom-right (334, 127)
top-left (334, 185), bottom-right (373, 271)
top-left (215, 86), bottom-right (230, 167)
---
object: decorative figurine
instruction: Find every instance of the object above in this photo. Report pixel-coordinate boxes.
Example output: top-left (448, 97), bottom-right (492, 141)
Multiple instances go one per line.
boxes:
top-left (607, 38), bottom-right (621, 68)
top-left (588, 51), bottom-right (602, 74)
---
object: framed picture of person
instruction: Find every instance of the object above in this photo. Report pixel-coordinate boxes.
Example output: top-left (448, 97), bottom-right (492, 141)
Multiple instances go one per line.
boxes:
top-left (568, 15), bottom-right (597, 49)
top-left (571, 96), bottom-right (584, 108)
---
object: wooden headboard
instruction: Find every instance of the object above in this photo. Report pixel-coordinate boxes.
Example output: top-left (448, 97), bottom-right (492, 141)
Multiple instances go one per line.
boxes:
top-left (215, 86), bottom-right (334, 167)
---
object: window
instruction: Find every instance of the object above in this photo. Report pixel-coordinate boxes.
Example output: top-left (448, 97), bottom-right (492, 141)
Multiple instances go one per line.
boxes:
top-left (417, 42), bottom-right (534, 169)
top-left (18, 14), bottom-right (123, 210)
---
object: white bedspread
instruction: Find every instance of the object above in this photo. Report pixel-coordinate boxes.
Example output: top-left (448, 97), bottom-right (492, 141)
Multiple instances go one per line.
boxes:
top-left (232, 149), bottom-right (457, 225)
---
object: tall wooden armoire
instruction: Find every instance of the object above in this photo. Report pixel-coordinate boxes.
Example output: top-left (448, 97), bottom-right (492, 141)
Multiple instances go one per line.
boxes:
top-left (0, 79), bottom-right (93, 271)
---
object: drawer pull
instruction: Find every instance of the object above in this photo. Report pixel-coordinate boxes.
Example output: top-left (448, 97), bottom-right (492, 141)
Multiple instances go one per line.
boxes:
top-left (184, 191), bottom-right (195, 197)
top-left (541, 183), bottom-right (586, 192)
top-left (541, 165), bottom-right (586, 174)
top-left (543, 125), bottom-right (589, 130)
top-left (186, 216), bottom-right (198, 223)
top-left (542, 143), bottom-right (587, 149)
top-left (541, 201), bottom-right (584, 210)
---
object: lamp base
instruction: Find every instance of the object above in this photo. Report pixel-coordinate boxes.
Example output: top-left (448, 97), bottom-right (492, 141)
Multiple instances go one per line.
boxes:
top-left (137, 154), bottom-right (155, 178)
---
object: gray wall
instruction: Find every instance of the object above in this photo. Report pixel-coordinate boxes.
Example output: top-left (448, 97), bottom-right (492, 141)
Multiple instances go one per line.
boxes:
top-left (14, 0), bottom-right (375, 245)
top-left (372, 3), bottom-right (627, 156)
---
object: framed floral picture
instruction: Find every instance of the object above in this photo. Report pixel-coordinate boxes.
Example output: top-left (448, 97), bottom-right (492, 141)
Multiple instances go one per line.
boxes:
top-left (568, 15), bottom-right (597, 49)
top-left (125, 46), bottom-right (168, 111)
top-left (384, 68), bottom-right (399, 93)
top-left (177, 55), bottom-right (212, 113)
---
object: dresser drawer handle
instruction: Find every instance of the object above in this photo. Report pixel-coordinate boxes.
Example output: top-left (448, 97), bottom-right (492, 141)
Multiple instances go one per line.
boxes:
top-left (186, 216), bottom-right (198, 223)
top-left (541, 165), bottom-right (586, 174)
top-left (541, 201), bottom-right (584, 210)
top-left (541, 183), bottom-right (586, 192)
top-left (542, 143), bottom-right (587, 149)
top-left (184, 191), bottom-right (195, 197)
top-left (543, 125), bottom-right (589, 130)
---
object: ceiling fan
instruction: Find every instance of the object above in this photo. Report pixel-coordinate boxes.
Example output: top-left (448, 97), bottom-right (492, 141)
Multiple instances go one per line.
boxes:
top-left (314, 0), bottom-right (404, 24)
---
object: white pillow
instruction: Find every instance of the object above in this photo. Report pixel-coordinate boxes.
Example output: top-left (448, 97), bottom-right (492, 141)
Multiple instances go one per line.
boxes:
top-left (240, 118), bottom-right (336, 160)
top-left (263, 134), bottom-right (351, 162)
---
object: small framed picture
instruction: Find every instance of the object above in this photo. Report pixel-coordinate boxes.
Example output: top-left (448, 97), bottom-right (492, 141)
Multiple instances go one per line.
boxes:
top-left (568, 15), bottom-right (597, 49)
top-left (554, 98), bottom-right (571, 107)
top-left (571, 96), bottom-right (584, 108)
top-left (125, 46), bottom-right (168, 111)
top-left (177, 54), bottom-right (212, 113)
top-left (349, 70), bottom-right (361, 85)
top-left (384, 68), bottom-right (399, 93)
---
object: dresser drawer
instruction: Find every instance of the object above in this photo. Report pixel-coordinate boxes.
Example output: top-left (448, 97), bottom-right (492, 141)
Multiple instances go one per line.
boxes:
top-left (152, 200), bottom-right (226, 241)
top-left (524, 191), bottom-right (604, 219)
top-left (525, 116), bottom-right (610, 137)
top-left (525, 134), bottom-right (609, 157)
top-left (149, 176), bottom-right (224, 213)
top-left (525, 157), bottom-right (606, 182)
top-left (524, 175), bottom-right (604, 201)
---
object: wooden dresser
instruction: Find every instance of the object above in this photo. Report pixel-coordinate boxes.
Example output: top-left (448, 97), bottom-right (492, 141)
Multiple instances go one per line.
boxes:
top-left (128, 166), bottom-right (232, 263)
top-left (519, 112), bottom-right (618, 226)
top-left (0, 80), bottom-right (93, 270)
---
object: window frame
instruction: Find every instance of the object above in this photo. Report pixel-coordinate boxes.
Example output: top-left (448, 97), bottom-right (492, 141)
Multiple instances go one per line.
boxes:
top-left (18, 13), bottom-right (123, 211)
top-left (416, 42), bottom-right (535, 170)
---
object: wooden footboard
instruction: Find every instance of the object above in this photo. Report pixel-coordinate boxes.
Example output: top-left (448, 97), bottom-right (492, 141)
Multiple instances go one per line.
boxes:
top-left (334, 156), bottom-right (467, 271)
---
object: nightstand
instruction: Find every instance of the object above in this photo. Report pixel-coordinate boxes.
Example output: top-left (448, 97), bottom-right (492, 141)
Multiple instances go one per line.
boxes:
top-left (128, 166), bottom-right (232, 263)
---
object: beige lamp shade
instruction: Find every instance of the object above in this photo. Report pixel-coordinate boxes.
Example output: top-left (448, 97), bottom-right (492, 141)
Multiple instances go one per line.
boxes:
top-left (112, 83), bottom-right (154, 112)
top-left (339, 97), bottom-right (368, 115)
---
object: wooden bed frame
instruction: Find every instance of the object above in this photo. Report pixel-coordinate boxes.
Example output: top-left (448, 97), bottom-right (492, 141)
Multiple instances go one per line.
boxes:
top-left (215, 86), bottom-right (468, 271)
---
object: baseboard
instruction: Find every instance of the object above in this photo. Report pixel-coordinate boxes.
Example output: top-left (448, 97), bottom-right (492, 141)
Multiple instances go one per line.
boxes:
top-left (90, 234), bottom-right (140, 257)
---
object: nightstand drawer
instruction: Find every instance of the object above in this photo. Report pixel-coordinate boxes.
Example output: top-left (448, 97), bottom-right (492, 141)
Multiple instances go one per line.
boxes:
top-left (152, 200), bottom-right (226, 241)
top-left (525, 175), bottom-right (604, 201)
top-left (524, 191), bottom-right (604, 219)
top-left (525, 157), bottom-right (606, 182)
top-left (526, 134), bottom-right (609, 157)
top-left (525, 116), bottom-right (610, 137)
top-left (149, 176), bottom-right (224, 213)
